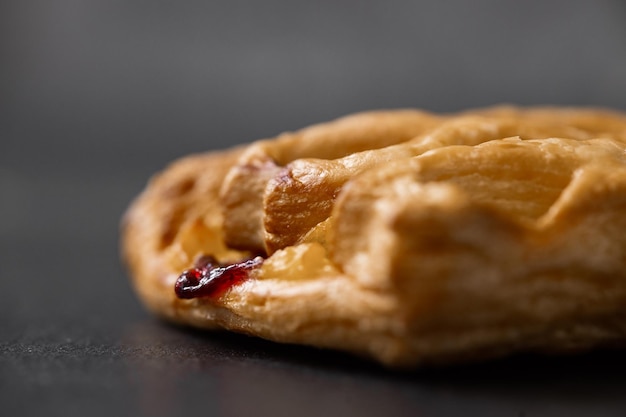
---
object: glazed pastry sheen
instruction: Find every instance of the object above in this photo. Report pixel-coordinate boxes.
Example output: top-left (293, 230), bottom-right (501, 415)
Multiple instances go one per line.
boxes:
top-left (122, 106), bottom-right (626, 366)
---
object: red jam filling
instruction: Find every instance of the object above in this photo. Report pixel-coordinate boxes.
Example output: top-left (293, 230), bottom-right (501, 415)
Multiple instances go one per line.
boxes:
top-left (174, 255), bottom-right (263, 299)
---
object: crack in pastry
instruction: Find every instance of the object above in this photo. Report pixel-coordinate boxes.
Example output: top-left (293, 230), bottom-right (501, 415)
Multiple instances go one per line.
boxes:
top-left (220, 110), bottom-right (443, 253)
top-left (122, 106), bottom-right (626, 366)
top-left (224, 107), bottom-right (626, 255)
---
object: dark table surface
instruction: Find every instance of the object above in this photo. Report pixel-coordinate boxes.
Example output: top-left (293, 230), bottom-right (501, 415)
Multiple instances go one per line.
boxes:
top-left (3, 1), bottom-right (626, 416)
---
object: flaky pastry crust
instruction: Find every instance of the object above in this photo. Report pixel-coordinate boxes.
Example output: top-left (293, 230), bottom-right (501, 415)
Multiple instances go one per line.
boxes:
top-left (122, 106), bottom-right (626, 366)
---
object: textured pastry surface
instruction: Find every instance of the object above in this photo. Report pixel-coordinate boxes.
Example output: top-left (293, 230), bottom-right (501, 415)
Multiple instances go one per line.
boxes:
top-left (122, 107), bottom-right (626, 366)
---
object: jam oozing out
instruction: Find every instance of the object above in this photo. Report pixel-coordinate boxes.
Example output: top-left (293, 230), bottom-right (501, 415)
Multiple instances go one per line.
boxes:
top-left (174, 255), bottom-right (263, 300)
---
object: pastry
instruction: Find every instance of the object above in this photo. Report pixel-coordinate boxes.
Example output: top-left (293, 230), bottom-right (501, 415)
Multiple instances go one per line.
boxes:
top-left (122, 106), bottom-right (626, 366)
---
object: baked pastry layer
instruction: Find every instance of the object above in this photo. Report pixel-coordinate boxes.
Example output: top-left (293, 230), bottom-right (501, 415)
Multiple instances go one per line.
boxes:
top-left (122, 106), bottom-right (626, 366)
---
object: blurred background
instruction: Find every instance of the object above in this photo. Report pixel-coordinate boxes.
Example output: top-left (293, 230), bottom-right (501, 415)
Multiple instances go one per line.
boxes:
top-left (3, 0), bottom-right (626, 255)
top-left (2, 1), bottom-right (626, 416)
top-left (3, 0), bottom-right (626, 244)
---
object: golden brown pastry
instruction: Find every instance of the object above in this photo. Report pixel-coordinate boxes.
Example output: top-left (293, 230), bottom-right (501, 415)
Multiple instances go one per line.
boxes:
top-left (122, 106), bottom-right (626, 367)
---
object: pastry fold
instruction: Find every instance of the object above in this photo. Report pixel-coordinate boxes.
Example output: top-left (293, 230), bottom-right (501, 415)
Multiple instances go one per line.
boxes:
top-left (122, 106), bottom-right (626, 366)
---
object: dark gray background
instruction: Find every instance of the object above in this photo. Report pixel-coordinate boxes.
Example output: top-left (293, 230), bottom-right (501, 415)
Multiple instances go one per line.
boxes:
top-left (2, 1), bottom-right (626, 416)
